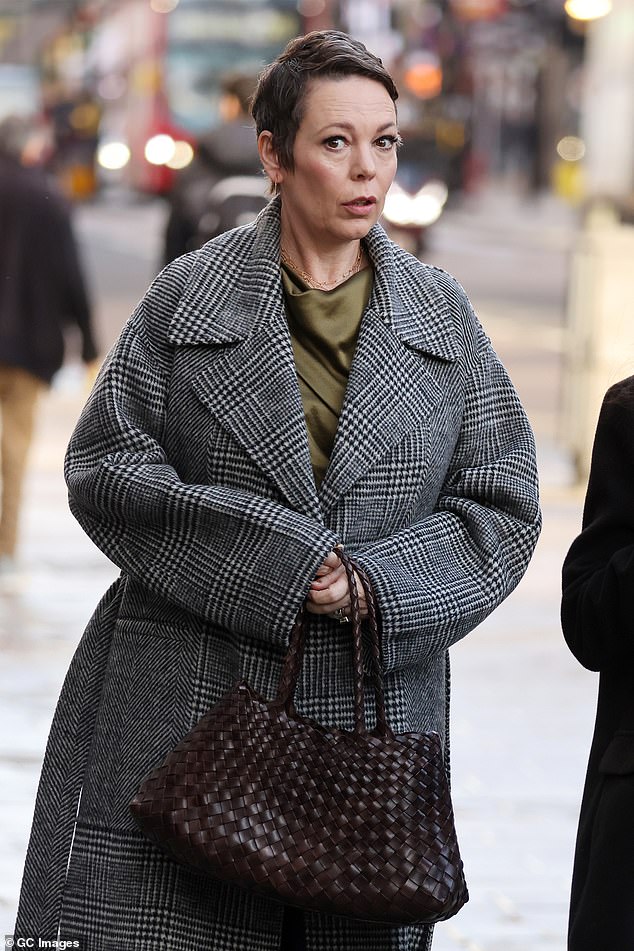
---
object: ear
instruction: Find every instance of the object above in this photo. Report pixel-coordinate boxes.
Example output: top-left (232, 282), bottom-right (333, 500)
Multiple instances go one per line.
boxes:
top-left (258, 131), bottom-right (284, 185)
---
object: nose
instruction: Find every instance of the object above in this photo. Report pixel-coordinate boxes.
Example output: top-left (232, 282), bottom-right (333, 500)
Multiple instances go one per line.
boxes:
top-left (351, 144), bottom-right (376, 180)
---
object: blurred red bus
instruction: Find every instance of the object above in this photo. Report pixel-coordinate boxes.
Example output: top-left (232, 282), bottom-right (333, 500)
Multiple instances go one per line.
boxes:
top-left (90, 0), bottom-right (301, 193)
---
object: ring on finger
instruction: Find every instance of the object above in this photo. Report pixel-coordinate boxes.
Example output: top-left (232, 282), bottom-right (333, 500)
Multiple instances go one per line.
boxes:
top-left (332, 607), bottom-right (351, 624)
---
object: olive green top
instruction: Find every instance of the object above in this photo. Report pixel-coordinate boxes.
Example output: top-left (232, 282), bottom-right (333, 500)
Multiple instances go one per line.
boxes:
top-left (281, 263), bottom-right (373, 488)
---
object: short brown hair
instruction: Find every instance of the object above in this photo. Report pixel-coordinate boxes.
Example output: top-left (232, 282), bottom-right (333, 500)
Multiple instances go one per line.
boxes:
top-left (251, 30), bottom-right (398, 176)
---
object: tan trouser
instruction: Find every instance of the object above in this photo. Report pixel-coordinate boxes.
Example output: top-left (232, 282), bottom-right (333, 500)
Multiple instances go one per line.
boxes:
top-left (0, 365), bottom-right (42, 558)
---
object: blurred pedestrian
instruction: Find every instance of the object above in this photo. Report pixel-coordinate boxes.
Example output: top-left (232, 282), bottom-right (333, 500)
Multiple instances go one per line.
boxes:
top-left (15, 31), bottom-right (540, 951)
top-left (561, 376), bottom-right (634, 951)
top-left (163, 71), bottom-right (262, 263)
top-left (0, 115), bottom-right (98, 573)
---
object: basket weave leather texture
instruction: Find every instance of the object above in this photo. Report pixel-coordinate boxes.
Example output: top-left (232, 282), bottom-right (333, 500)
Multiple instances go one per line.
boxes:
top-left (130, 551), bottom-right (468, 925)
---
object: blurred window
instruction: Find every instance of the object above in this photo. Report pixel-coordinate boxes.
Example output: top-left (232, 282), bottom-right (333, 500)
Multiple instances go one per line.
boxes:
top-left (0, 64), bottom-right (40, 121)
top-left (165, 0), bottom-right (299, 133)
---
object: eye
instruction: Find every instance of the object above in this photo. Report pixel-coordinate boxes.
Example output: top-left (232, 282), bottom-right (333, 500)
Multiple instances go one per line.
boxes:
top-left (323, 136), bottom-right (347, 151)
top-left (375, 134), bottom-right (400, 151)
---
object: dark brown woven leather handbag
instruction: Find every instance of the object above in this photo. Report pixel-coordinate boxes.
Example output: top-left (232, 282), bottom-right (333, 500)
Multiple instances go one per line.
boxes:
top-left (130, 550), bottom-right (468, 924)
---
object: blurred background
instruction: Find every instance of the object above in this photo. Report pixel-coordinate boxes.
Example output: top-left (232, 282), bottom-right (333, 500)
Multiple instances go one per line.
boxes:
top-left (1, 0), bottom-right (633, 948)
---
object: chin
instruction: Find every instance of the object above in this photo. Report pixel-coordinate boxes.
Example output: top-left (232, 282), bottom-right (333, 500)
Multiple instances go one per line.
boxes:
top-left (343, 219), bottom-right (377, 241)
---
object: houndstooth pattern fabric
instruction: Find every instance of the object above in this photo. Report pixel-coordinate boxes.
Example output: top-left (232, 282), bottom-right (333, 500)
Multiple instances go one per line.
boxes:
top-left (15, 197), bottom-right (540, 951)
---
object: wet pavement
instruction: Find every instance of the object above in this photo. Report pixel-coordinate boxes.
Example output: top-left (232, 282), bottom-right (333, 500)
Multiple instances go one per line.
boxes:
top-left (1, 188), bottom-right (598, 950)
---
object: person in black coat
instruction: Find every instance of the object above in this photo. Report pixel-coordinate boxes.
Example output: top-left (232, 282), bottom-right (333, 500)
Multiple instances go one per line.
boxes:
top-left (0, 115), bottom-right (97, 569)
top-left (561, 375), bottom-right (634, 951)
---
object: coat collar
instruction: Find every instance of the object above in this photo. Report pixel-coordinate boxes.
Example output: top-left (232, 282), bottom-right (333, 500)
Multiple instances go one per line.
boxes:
top-left (169, 197), bottom-right (459, 362)
top-left (169, 198), bottom-right (460, 518)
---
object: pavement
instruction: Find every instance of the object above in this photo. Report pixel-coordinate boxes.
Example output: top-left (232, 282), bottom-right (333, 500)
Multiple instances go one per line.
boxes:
top-left (0, 186), bottom-right (598, 950)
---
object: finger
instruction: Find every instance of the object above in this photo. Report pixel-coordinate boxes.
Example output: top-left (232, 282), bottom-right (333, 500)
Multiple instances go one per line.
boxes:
top-left (313, 563), bottom-right (334, 577)
top-left (310, 563), bottom-right (346, 590)
top-left (307, 573), bottom-right (350, 605)
top-left (306, 562), bottom-right (369, 618)
top-left (312, 551), bottom-right (341, 579)
top-left (305, 594), bottom-right (369, 619)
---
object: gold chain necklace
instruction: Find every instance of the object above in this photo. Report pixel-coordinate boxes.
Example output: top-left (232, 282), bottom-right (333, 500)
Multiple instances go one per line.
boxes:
top-left (280, 244), bottom-right (364, 290)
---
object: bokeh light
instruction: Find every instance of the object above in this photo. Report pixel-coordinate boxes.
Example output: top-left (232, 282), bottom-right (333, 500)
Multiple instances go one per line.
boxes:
top-left (404, 55), bottom-right (443, 100)
top-left (144, 134), bottom-right (176, 165)
top-left (166, 140), bottom-right (194, 170)
top-left (564, 0), bottom-right (612, 21)
top-left (150, 0), bottom-right (180, 12)
top-left (97, 141), bottom-right (131, 171)
top-left (557, 136), bottom-right (586, 162)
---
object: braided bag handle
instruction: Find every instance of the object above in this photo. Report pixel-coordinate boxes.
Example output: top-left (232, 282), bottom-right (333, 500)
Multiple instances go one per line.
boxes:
top-left (354, 559), bottom-right (389, 739)
top-left (276, 548), bottom-right (391, 739)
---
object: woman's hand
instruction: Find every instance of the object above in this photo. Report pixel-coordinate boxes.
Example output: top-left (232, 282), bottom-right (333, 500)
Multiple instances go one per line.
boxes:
top-left (305, 550), bottom-right (368, 620)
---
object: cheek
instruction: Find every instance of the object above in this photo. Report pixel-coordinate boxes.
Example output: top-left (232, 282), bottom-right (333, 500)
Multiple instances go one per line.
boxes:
top-left (377, 165), bottom-right (396, 201)
top-left (307, 166), bottom-right (345, 205)
top-left (382, 155), bottom-right (398, 183)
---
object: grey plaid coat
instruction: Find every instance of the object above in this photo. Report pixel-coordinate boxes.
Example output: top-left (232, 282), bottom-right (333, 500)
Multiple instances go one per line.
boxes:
top-left (16, 198), bottom-right (540, 951)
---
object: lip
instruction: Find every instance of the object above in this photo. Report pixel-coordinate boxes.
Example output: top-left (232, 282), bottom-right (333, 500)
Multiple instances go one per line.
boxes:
top-left (342, 196), bottom-right (378, 216)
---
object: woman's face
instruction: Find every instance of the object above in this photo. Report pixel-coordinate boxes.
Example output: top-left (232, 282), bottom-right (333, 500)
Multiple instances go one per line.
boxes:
top-left (275, 75), bottom-right (399, 248)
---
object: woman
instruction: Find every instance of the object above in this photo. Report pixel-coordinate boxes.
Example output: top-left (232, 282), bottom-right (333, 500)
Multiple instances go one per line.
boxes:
top-left (15, 31), bottom-right (541, 951)
top-left (561, 377), bottom-right (634, 951)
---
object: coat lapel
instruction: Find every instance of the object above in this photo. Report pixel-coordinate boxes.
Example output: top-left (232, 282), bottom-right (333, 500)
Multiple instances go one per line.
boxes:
top-left (169, 200), bottom-right (322, 522)
top-left (319, 228), bottom-right (460, 513)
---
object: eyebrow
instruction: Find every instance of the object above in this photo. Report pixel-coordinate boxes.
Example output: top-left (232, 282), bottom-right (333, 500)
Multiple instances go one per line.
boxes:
top-left (316, 120), bottom-right (398, 136)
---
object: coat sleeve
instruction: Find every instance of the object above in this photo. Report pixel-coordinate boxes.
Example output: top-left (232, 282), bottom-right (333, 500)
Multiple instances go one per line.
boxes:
top-left (350, 325), bottom-right (541, 673)
top-left (561, 382), bottom-right (634, 671)
top-left (58, 210), bottom-right (98, 363)
top-left (44, 192), bottom-right (98, 363)
top-left (64, 261), bottom-right (338, 646)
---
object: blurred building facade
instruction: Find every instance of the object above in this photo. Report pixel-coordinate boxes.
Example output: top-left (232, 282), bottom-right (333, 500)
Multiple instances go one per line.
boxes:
top-left (562, 0), bottom-right (634, 480)
top-left (0, 0), bottom-right (598, 204)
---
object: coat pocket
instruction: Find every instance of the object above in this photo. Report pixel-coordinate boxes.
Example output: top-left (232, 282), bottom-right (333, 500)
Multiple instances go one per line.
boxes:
top-left (598, 731), bottom-right (634, 775)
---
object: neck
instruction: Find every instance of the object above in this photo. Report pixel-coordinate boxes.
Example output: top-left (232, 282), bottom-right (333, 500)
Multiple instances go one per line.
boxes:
top-left (280, 223), bottom-right (366, 291)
